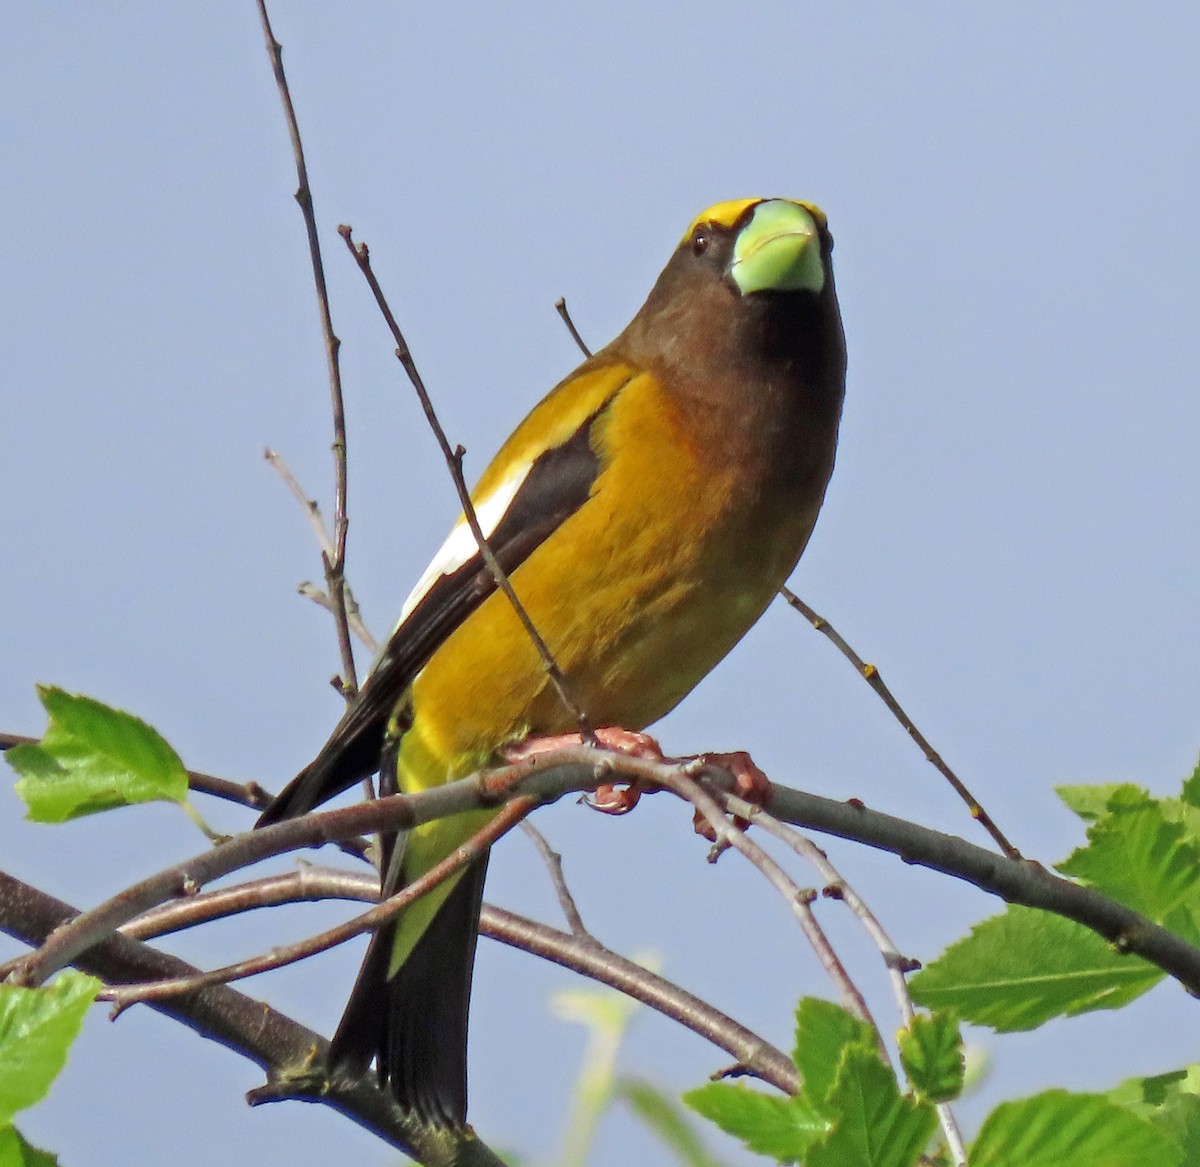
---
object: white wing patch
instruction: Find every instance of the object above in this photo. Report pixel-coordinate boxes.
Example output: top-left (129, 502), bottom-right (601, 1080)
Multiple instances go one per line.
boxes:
top-left (393, 462), bottom-right (533, 627)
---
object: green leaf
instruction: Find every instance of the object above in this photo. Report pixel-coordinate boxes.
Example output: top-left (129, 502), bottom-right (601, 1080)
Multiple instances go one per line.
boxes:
top-left (8, 687), bottom-right (187, 821)
top-left (910, 906), bottom-right (1163, 1031)
top-left (898, 1012), bottom-right (964, 1103)
top-left (0, 972), bottom-right (99, 1123)
top-left (682, 1083), bottom-right (828, 1163)
top-left (1180, 757), bottom-right (1200, 810)
top-left (1109, 1066), bottom-right (1200, 1165)
top-left (793, 997), bottom-right (879, 1106)
top-left (1056, 783), bottom-right (1133, 822)
top-left (1057, 791), bottom-right (1200, 920)
top-left (0, 1126), bottom-right (59, 1167)
top-left (806, 1045), bottom-right (936, 1167)
top-left (971, 1090), bottom-right (1181, 1167)
top-left (616, 1078), bottom-right (729, 1167)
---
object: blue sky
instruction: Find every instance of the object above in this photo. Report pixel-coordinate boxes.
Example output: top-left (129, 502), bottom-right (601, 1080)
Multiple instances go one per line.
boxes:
top-left (3, 4), bottom-right (1199, 1164)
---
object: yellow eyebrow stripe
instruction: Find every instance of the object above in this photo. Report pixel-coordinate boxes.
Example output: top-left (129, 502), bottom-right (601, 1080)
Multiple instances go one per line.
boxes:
top-left (681, 198), bottom-right (762, 242)
top-left (681, 198), bottom-right (828, 244)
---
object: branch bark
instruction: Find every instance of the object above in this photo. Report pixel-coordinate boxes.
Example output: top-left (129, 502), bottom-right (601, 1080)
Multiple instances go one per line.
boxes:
top-left (0, 869), bottom-right (505, 1167)
top-left (113, 866), bottom-right (799, 1094)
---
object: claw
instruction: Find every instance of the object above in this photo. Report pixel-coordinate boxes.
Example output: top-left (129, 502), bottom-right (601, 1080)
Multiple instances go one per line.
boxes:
top-left (689, 750), bottom-right (772, 843)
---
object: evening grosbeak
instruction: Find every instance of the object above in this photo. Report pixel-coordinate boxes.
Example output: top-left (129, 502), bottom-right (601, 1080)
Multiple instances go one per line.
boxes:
top-left (258, 197), bottom-right (847, 1129)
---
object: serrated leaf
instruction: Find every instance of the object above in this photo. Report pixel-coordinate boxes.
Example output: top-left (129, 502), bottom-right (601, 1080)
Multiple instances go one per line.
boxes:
top-left (971, 1090), bottom-right (1180, 1167)
top-left (0, 1126), bottom-right (59, 1167)
top-left (910, 906), bottom-right (1162, 1031)
top-left (0, 972), bottom-right (99, 1123)
top-left (682, 1083), bottom-right (828, 1162)
top-left (1057, 792), bottom-right (1200, 920)
top-left (793, 997), bottom-right (879, 1106)
top-left (805, 1045), bottom-right (936, 1167)
top-left (1056, 783), bottom-right (1134, 822)
top-left (8, 687), bottom-right (187, 821)
top-left (898, 1012), bottom-right (964, 1103)
top-left (616, 1078), bottom-right (729, 1167)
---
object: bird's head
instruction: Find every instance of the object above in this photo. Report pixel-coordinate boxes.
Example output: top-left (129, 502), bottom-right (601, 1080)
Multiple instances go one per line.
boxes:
top-left (681, 197), bottom-right (829, 298)
top-left (616, 198), bottom-right (844, 401)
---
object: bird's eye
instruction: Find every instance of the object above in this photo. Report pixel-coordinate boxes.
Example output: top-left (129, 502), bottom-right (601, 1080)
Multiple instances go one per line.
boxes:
top-left (691, 226), bottom-right (710, 256)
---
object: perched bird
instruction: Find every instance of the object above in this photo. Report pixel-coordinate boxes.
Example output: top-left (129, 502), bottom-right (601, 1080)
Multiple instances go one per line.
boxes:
top-left (257, 197), bottom-right (847, 1129)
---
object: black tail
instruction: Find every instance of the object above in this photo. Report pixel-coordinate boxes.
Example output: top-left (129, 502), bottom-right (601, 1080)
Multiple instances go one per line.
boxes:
top-left (329, 857), bottom-right (489, 1128)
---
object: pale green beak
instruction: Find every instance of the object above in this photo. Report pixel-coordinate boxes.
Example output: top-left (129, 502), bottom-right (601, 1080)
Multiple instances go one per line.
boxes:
top-left (729, 200), bottom-right (825, 296)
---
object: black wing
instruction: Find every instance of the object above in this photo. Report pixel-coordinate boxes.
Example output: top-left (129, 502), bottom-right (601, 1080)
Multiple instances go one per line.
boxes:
top-left (255, 403), bottom-right (608, 826)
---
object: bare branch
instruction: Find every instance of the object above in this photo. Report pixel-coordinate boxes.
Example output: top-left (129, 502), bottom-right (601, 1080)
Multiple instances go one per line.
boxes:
top-left (780, 588), bottom-right (1020, 860)
top-left (101, 798), bottom-right (535, 1011)
top-left (6, 737), bottom-right (1200, 1001)
top-left (255, 0), bottom-right (358, 698)
top-left (0, 869), bottom-right (505, 1166)
top-left (337, 225), bottom-right (595, 744)
top-left (116, 867), bottom-right (798, 1094)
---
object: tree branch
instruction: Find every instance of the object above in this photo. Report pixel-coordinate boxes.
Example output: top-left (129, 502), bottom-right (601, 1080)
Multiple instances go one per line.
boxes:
top-left (0, 869), bottom-right (505, 1166)
top-left (6, 740), bottom-right (1199, 1001)
top-left (113, 867), bottom-right (799, 1094)
top-left (102, 798), bottom-right (536, 1011)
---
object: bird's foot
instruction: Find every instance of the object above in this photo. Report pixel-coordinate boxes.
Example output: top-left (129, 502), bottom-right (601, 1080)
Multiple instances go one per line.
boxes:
top-left (502, 726), bottom-right (664, 814)
top-left (686, 750), bottom-right (772, 843)
top-left (587, 727), bottom-right (664, 814)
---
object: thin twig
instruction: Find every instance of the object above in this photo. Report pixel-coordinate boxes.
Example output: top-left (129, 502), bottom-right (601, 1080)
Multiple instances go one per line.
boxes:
top-left (337, 225), bottom-right (595, 744)
top-left (256, 0), bottom-right (358, 699)
top-left (554, 297), bottom-right (593, 358)
top-left (725, 792), bottom-right (968, 1164)
top-left (116, 867), bottom-right (797, 1094)
top-left (102, 798), bottom-right (536, 1012)
top-left (520, 821), bottom-right (588, 935)
top-left (264, 448), bottom-right (377, 653)
top-left (780, 587), bottom-right (1019, 860)
top-left (264, 446), bottom-right (335, 560)
top-left (297, 581), bottom-right (378, 652)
